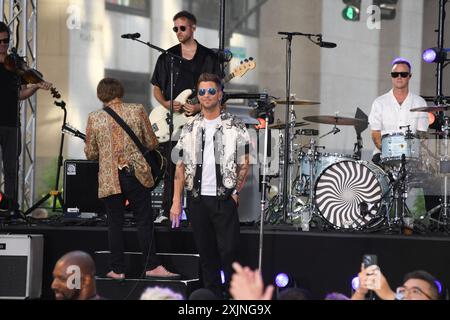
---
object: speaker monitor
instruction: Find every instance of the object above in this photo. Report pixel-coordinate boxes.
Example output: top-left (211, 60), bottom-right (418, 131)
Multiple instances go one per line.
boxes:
top-left (0, 234), bottom-right (44, 299)
top-left (63, 160), bottom-right (104, 215)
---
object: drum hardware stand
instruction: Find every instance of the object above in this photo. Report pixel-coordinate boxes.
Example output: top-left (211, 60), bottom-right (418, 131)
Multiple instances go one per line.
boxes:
top-left (419, 116), bottom-right (450, 232)
top-left (319, 124), bottom-right (340, 139)
top-left (291, 138), bottom-right (325, 229)
top-left (383, 154), bottom-right (412, 233)
top-left (353, 132), bottom-right (363, 160)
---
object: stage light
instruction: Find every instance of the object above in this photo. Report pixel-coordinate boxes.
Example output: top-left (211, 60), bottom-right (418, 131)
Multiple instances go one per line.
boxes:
top-left (255, 118), bottom-right (266, 130)
top-left (435, 280), bottom-right (443, 295)
top-left (0, 191), bottom-right (10, 211)
top-left (422, 47), bottom-right (449, 64)
top-left (428, 113), bottom-right (436, 126)
top-left (221, 270), bottom-right (225, 284)
top-left (342, 0), bottom-right (361, 21)
top-left (351, 276), bottom-right (360, 291)
top-left (275, 273), bottom-right (290, 288)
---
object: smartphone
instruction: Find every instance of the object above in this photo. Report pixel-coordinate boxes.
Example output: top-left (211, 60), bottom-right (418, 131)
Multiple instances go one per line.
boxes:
top-left (363, 254), bottom-right (378, 268)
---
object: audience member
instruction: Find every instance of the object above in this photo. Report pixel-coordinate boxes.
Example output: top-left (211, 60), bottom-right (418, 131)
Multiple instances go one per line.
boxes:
top-left (189, 288), bottom-right (222, 300)
top-left (51, 251), bottom-right (103, 300)
top-left (352, 264), bottom-right (440, 300)
top-left (277, 287), bottom-right (313, 300)
top-left (140, 286), bottom-right (184, 300)
top-left (229, 262), bottom-right (274, 300)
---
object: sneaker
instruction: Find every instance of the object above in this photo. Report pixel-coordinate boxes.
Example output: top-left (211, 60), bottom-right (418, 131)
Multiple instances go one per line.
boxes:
top-left (145, 265), bottom-right (181, 280)
top-left (106, 270), bottom-right (125, 280)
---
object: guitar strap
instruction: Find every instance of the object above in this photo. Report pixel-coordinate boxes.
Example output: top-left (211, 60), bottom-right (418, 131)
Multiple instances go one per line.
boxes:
top-left (103, 106), bottom-right (150, 158)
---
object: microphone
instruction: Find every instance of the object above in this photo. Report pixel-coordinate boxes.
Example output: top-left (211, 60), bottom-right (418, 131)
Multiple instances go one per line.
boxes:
top-left (320, 40), bottom-right (337, 48)
top-left (121, 33), bottom-right (141, 39)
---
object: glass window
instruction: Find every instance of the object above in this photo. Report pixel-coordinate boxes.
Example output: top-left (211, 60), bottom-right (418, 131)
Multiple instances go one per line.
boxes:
top-left (105, 0), bottom-right (150, 17)
top-left (183, 0), bottom-right (260, 36)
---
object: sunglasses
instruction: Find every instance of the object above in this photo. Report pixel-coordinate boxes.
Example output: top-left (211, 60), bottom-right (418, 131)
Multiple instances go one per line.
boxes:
top-left (391, 72), bottom-right (410, 78)
top-left (198, 88), bottom-right (217, 96)
top-left (172, 26), bottom-right (188, 33)
top-left (0, 38), bottom-right (9, 44)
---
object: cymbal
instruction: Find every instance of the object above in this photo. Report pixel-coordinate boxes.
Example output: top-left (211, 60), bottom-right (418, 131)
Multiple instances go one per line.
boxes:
top-left (269, 121), bottom-right (308, 130)
top-left (303, 115), bottom-right (368, 126)
top-left (410, 105), bottom-right (450, 112)
top-left (275, 100), bottom-right (320, 106)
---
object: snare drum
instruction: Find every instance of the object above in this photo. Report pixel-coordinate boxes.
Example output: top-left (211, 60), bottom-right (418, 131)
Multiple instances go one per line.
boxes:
top-left (380, 133), bottom-right (421, 165)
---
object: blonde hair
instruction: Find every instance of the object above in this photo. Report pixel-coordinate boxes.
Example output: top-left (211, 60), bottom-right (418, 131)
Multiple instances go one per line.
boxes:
top-left (140, 286), bottom-right (184, 300)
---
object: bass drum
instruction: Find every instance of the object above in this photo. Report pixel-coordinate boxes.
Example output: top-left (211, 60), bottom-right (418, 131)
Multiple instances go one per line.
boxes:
top-left (314, 160), bottom-right (389, 230)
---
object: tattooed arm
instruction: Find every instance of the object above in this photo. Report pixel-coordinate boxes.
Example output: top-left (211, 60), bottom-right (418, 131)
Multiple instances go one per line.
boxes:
top-left (235, 153), bottom-right (250, 193)
top-left (232, 153), bottom-right (250, 205)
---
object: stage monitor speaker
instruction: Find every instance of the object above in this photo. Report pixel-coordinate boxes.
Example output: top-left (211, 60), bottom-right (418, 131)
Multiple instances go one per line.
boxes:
top-left (0, 234), bottom-right (44, 299)
top-left (63, 160), bottom-right (105, 216)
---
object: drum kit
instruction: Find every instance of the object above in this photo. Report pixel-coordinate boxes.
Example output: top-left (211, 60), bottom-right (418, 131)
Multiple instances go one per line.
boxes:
top-left (264, 100), bottom-right (450, 233)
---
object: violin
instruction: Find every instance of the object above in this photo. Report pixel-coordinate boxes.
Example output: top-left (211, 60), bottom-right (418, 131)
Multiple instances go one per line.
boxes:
top-left (3, 52), bottom-right (61, 99)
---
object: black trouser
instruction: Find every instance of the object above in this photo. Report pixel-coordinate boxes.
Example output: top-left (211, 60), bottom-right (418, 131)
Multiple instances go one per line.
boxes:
top-left (188, 196), bottom-right (240, 298)
top-left (0, 126), bottom-right (21, 207)
top-left (102, 169), bottom-right (160, 274)
top-left (159, 141), bottom-right (177, 216)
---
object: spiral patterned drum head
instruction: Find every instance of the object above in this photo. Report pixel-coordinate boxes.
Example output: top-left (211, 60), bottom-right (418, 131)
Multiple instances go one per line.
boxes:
top-left (315, 161), bottom-right (388, 229)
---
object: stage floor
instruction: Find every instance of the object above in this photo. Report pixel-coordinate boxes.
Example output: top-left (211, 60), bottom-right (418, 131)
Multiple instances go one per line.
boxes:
top-left (1, 220), bottom-right (449, 299)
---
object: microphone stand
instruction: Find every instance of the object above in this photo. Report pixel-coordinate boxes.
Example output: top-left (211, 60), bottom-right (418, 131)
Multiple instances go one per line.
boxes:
top-left (353, 133), bottom-right (363, 160)
top-left (126, 37), bottom-right (186, 212)
top-left (278, 31), bottom-right (333, 223)
top-left (25, 100), bottom-right (67, 216)
top-left (258, 104), bottom-right (275, 271)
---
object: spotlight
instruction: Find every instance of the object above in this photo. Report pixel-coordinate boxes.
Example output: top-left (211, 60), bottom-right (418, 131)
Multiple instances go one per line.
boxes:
top-left (220, 270), bottom-right (225, 285)
top-left (275, 273), bottom-right (291, 288)
top-left (422, 47), bottom-right (450, 64)
top-left (435, 280), bottom-right (443, 295)
top-left (351, 276), bottom-right (360, 291)
top-left (255, 118), bottom-right (267, 130)
top-left (0, 191), bottom-right (11, 211)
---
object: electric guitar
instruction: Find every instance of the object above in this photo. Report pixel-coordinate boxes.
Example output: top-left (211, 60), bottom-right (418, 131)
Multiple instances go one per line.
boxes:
top-left (149, 57), bottom-right (256, 143)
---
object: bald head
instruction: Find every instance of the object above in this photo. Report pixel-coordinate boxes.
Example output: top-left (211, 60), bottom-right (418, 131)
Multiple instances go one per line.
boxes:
top-left (52, 251), bottom-right (97, 300)
top-left (56, 251), bottom-right (96, 276)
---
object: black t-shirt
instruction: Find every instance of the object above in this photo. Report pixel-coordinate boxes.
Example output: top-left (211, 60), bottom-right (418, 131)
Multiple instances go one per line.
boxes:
top-left (0, 63), bottom-right (21, 127)
top-left (151, 41), bottom-right (221, 102)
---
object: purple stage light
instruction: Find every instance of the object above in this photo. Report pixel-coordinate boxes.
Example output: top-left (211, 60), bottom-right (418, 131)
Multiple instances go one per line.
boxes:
top-left (275, 273), bottom-right (290, 288)
top-left (423, 48), bottom-right (437, 63)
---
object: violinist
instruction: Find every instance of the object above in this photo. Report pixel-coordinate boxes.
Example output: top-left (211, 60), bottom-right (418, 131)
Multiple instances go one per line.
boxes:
top-left (0, 22), bottom-right (51, 214)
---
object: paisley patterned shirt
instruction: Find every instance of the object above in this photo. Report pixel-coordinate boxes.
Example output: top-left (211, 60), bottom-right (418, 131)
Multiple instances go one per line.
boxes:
top-left (174, 111), bottom-right (250, 200)
top-left (84, 103), bottom-right (159, 199)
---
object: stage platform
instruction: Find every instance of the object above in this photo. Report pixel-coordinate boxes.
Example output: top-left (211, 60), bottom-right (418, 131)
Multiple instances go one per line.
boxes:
top-left (1, 220), bottom-right (449, 299)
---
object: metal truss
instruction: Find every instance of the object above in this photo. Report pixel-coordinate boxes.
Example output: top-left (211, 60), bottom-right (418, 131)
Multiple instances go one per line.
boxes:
top-left (0, 0), bottom-right (37, 210)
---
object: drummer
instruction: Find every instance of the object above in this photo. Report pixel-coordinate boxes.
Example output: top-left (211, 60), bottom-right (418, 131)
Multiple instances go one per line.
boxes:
top-left (368, 57), bottom-right (429, 165)
top-left (368, 57), bottom-right (442, 214)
